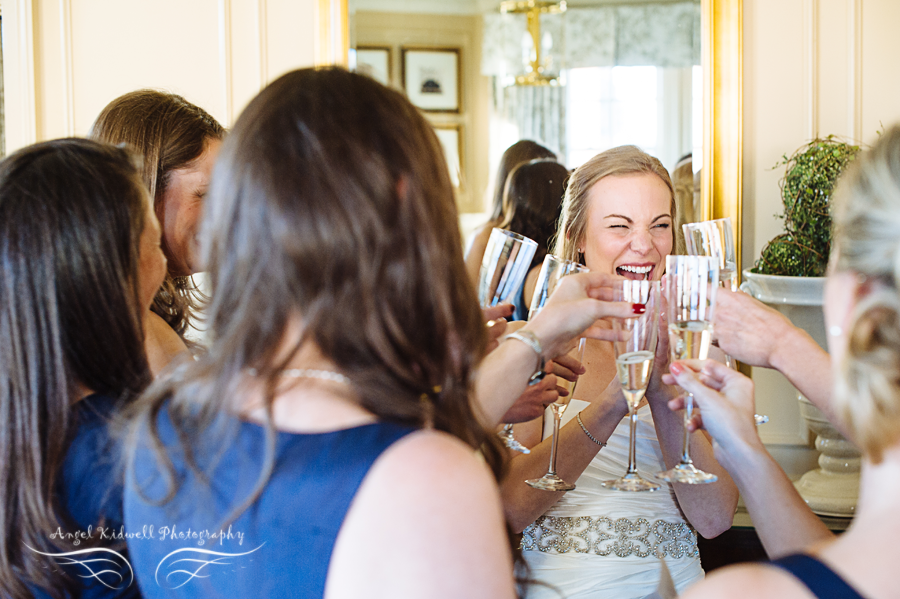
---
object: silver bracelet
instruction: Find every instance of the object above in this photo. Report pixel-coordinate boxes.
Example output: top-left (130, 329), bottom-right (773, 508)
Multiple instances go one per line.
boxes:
top-left (576, 412), bottom-right (607, 447)
top-left (503, 330), bottom-right (545, 384)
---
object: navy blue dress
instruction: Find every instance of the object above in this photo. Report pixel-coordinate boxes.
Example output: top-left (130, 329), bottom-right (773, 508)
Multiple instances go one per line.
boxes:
top-left (29, 394), bottom-right (137, 598)
top-left (124, 410), bottom-right (415, 598)
top-left (770, 554), bottom-right (866, 599)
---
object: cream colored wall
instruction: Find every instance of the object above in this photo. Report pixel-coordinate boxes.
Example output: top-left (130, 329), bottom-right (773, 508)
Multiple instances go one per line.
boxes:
top-left (354, 10), bottom-right (489, 214)
top-left (743, 0), bottom-right (900, 452)
top-left (1, 0), bottom-right (320, 152)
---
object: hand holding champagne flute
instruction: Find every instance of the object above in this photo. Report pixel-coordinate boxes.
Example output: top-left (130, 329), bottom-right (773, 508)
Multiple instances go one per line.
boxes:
top-left (657, 255), bottom-right (720, 484)
top-left (525, 255), bottom-right (589, 492)
top-left (602, 280), bottom-right (662, 492)
top-left (477, 228), bottom-right (538, 453)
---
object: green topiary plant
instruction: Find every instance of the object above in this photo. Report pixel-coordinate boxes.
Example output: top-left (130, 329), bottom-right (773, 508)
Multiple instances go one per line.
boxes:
top-left (753, 136), bottom-right (860, 276)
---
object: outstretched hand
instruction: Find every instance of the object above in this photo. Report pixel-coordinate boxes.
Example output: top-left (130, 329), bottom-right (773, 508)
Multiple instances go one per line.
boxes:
top-left (524, 272), bottom-right (636, 360)
top-left (663, 360), bottom-right (762, 462)
top-left (714, 288), bottom-right (797, 368)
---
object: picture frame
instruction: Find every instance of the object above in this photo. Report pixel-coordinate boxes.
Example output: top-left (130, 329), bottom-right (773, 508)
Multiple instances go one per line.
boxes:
top-left (433, 123), bottom-right (463, 190)
top-left (354, 46), bottom-right (391, 87)
top-left (402, 48), bottom-right (460, 113)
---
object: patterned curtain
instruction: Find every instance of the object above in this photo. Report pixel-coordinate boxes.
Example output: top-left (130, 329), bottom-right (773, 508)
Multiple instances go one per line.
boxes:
top-left (482, 1), bottom-right (699, 162)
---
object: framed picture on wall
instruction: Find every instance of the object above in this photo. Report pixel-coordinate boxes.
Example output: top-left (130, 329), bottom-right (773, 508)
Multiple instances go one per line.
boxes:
top-left (354, 46), bottom-right (391, 87)
top-left (433, 123), bottom-right (463, 190)
top-left (402, 48), bottom-right (460, 113)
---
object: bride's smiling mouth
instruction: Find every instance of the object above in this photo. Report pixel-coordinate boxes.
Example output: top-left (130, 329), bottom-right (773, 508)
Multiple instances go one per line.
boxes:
top-left (616, 264), bottom-right (654, 280)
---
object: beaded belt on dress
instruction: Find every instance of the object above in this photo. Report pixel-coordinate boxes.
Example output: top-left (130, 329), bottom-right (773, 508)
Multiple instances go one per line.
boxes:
top-left (522, 515), bottom-right (699, 559)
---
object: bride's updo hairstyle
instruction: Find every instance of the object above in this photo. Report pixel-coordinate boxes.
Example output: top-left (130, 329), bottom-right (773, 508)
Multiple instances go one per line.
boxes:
top-left (129, 67), bottom-right (500, 511)
top-left (552, 145), bottom-right (675, 264)
top-left (831, 125), bottom-right (900, 463)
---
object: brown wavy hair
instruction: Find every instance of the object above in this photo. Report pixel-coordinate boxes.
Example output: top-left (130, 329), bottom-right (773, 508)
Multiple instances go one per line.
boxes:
top-left (126, 66), bottom-right (508, 537)
top-left (490, 140), bottom-right (557, 222)
top-left (90, 89), bottom-right (225, 338)
top-left (499, 159), bottom-right (570, 270)
top-left (0, 139), bottom-right (151, 599)
top-left (832, 125), bottom-right (900, 463)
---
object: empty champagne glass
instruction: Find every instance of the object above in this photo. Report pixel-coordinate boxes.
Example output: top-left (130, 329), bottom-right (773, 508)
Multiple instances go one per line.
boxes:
top-left (477, 228), bottom-right (538, 453)
top-left (683, 218), bottom-right (768, 426)
top-left (657, 255), bottom-right (719, 484)
top-left (525, 255), bottom-right (589, 492)
top-left (683, 217), bottom-right (737, 291)
top-left (602, 280), bottom-right (662, 492)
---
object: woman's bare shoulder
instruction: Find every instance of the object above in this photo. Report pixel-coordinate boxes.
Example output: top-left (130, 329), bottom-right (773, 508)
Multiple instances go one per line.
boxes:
top-left (327, 429), bottom-right (514, 599)
top-left (682, 563), bottom-right (817, 599)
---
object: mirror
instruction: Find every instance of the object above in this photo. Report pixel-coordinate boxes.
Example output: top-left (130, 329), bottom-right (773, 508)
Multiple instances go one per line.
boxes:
top-left (328, 0), bottom-right (741, 270)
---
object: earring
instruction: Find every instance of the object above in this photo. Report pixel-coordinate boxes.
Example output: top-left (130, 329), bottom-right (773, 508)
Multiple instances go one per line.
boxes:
top-left (829, 325), bottom-right (843, 337)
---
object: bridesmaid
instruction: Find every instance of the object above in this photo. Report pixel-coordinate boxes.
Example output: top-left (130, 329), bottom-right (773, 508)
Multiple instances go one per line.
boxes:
top-left (0, 139), bottom-right (160, 598)
top-left (91, 89), bottom-right (225, 363)
top-left (122, 67), bottom-right (634, 599)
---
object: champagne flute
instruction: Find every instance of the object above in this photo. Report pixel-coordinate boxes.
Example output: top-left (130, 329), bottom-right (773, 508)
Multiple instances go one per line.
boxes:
top-left (683, 218), bottom-right (768, 426)
top-left (525, 255), bottom-right (589, 492)
top-left (683, 217), bottom-right (737, 291)
top-left (602, 280), bottom-right (662, 492)
top-left (657, 255), bottom-right (719, 484)
top-left (478, 228), bottom-right (538, 453)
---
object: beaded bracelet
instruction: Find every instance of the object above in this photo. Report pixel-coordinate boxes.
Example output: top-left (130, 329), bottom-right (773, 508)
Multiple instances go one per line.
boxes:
top-left (504, 330), bottom-right (546, 385)
top-left (576, 412), bottom-right (607, 448)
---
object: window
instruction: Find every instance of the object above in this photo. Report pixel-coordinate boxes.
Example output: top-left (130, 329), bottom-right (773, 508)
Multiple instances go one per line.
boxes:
top-left (565, 65), bottom-right (698, 173)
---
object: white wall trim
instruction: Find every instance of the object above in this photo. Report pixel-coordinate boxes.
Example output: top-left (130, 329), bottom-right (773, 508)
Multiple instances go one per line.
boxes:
top-left (258, 0), bottom-right (268, 90)
top-left (7, 0), bottom-right (37, 148)
top-left (803, 0), bottom-right (817, 140)
top-left (58, 0), bottom-right (74, 136)
top-left (849, 0), bottom-right (862, 140)
top-left (218, 0), bottom-right (234, 125)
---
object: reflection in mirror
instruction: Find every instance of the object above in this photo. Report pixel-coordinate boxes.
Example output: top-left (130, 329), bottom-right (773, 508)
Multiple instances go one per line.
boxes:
top-left (349, 0), bottom-right (701, 236)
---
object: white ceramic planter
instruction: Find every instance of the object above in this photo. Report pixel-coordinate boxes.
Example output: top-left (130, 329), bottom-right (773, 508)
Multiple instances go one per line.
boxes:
top-left (741, 269), bottom-right (859, 517)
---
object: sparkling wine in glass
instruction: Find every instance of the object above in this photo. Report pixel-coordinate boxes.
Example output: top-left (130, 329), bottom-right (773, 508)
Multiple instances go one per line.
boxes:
top-left (602, 280), bottom-right (662, 492)
top-left (657, 255), bottom-right (720, 484)
top-left (477, 228), bottom-right (538, 453)
top-left (683, 218), bottom-right (767, 425)
top-left (525, 255), bottom-right (589, 492)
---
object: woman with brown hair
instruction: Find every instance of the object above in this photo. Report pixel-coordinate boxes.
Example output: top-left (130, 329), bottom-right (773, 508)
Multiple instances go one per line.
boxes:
top-left (122, 67), bottom-right (634, 598)
top-left (501, 145), bottom-right (738, 599)
top-left (465, 140), bottom-right (557, 284)
top-left (497, 158), bottom-right (570, 320)
top-left (90, 89), bottom-right (225, 366)
top-left (0, 138), bottom-right (159, 598)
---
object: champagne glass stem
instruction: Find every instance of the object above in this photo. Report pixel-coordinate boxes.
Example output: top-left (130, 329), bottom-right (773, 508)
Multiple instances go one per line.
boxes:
top-left (680, 393), bottom-right (695, 464)
top-left (626, 407), bottom-right (639, 475)
top-left (546, 406), bottom-right (563, 477)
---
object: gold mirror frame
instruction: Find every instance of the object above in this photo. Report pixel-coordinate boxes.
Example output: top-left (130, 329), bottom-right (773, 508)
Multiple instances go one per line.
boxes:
top-left (319, 0), bottom-right (742, 271)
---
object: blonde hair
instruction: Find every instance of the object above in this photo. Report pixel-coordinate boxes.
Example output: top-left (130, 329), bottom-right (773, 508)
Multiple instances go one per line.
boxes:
top-left (552, 145), bottom-right (676, 262)
top-left (832, 125), bottom-right (900, 463)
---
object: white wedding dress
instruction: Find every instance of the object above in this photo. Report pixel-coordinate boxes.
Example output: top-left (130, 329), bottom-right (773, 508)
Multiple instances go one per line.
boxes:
top-left (521, 399), bottom-right (704, 599)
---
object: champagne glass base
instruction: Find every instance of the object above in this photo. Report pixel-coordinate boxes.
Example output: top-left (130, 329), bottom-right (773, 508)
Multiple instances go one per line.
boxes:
top-left (657, 463), bottom-right (718, 484)
top-left (525, 474), bottom-right (575, 492)
top-left (601, 473), bottom-right (660, 492)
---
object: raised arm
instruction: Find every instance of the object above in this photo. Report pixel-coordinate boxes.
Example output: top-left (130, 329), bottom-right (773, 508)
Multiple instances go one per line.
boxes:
top-left (714, 289), bottom-right (834, 421)
top-left (472, 272), bottom-right (636, 429)
top-left (665, 360), bottom-right (835, 556)
top-left (643, 321), bottom-right (738, 539)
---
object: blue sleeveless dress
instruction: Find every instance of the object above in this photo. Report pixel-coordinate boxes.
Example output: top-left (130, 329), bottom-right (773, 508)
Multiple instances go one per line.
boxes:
top-left (124, 410), bottom-right (415, 598)
top-left (28, 394), bottom-right (136, 598)
top-left (770, 554), bottom-right (866, 599)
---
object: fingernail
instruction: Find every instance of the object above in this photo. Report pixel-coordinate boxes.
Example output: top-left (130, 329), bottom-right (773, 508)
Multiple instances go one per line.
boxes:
top-left (670, 362), bottom-right (685, 375)
top-left (632, 303), bottom-right (646, 314)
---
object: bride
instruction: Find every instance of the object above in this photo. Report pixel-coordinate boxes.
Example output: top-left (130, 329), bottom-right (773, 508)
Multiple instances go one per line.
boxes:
top-left (501, 145), bottom-right (739, 598)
